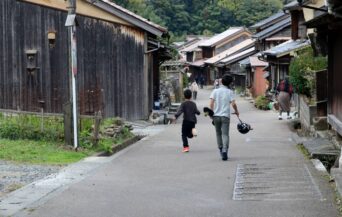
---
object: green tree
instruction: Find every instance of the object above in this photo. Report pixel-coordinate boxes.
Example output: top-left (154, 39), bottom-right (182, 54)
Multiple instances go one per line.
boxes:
top-left (289, 47), bottom-right (327, 98)
top-left (218, 0), bottom-right (282, 26)
top-left (111, 0), bottom-right (283, 40)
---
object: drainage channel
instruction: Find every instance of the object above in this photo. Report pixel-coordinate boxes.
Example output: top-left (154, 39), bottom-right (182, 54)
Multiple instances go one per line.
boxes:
top-left (233, 164), bottom-right (323, 201)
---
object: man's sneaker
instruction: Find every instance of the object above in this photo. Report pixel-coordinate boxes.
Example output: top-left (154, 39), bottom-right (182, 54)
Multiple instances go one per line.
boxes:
top-left (219, 148), bottom-right (223, 157)
top-left (278, 115), bottom-right (283, 120)
top-left (221, 152), bottom-right (228, 161)
top-left (182, 147), bottom-right (189, 153)
top-left (287, 116), bottom-right (292, 119)
top-left (192, 128), bottom-right (198, 137)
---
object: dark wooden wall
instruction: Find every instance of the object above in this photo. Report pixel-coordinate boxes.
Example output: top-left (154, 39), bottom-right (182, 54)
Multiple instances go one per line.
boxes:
top-left (316, 70), bottom-right (327, 117)
top-left (330, 28), bottom-right (342, 121)
top-left (0, 0), bottom-right (150, 120)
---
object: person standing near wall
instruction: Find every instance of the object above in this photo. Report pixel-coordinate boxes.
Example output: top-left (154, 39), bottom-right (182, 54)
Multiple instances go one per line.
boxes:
top-left (276, 77), bottom-right (293, 120)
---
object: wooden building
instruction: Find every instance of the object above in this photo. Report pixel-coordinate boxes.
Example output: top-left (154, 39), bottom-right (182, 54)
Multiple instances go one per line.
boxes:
top-left (0, 0), bottom-right (169, 120)
top-left (304, 0), bottom-right (342, 137)
top-left (204, 39), bottom-right (255, 78)
top-left (188, 27), bottom-right (251, 84)
top-left (250, 11), bottom-right (292, 52)
top-left (216, 47), bottom-right (257, 90)
top-left (178, 37), bottom-right (209, 82)
top-left (240, 56), bottom-right (269, 98)
top-left (259, 1), bottom-right (309, 90)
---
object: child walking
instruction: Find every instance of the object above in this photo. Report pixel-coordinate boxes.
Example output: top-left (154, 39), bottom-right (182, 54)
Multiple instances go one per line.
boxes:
top-left (174, 89), bottom-right (200, 153)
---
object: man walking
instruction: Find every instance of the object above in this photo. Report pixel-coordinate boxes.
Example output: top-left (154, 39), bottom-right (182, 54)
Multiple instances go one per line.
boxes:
top-left (209, 75), bottom-right (239, 161)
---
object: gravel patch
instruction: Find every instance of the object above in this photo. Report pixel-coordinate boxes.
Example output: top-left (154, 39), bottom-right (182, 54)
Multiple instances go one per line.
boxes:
top-left (0, 160), bottom-right (62, 198)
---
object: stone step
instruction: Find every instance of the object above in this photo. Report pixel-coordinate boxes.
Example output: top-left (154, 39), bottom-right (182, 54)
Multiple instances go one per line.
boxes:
top-left (302, 138), bottom-right (340, 157)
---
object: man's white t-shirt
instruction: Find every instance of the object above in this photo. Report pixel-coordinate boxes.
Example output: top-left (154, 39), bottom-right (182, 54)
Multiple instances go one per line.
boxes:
top-left (210, 86), bottom-right (235, 118)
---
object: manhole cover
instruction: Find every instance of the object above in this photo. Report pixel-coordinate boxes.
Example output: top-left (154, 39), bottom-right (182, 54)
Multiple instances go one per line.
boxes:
top-left (233, 164), bottom-right (322, 201)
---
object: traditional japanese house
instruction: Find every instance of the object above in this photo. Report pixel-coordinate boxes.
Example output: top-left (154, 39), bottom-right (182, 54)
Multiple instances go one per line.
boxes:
top-left (240, 56), bottom-right (269, 97)
top-left (176, 36), bottom-right (206, 61)
top-left (259, 1), bottom-right (309, 90)
top-left (204, 39), bottom-right (255, 78)
top-left (303, 0), bottom-right (342, 138)
top-left (251, 11), bottom-right (292, 52)
top-left (178, 37), bottom-right (209, 82)
top-left (190, 27), bottom-right (252, 84)
top-left (0, 0), bottom-right (170, 120)
top-left (216, 47), bottom-right (257, 90)
top-left (240, 10), bottom-right (293, 97)
top-left (260, 40), bottom-right (311, 90)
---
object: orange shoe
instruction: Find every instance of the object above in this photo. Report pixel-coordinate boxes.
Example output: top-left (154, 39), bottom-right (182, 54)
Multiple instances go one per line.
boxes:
top-left (182, 147), bottom-right (189, 153)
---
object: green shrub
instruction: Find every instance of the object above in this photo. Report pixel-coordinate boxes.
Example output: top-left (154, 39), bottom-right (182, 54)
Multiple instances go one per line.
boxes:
top-left (0, 114), bottom-right (64, 141)
top-left (289, 47), bottom-right (327, 98)
top-left (98, 138), bottom-right (114, 154)
top-left (255, 96), bottom-right (270, 110)
top-left (0, 113), bottom-right (135, 154)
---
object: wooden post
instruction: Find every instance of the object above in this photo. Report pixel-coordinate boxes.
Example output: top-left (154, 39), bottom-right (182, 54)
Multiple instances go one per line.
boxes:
top-left (93, 111), bottom-right (102, 146)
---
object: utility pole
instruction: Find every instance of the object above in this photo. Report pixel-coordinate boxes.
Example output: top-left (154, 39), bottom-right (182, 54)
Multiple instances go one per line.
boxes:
top-left (65, 0), bottom-right (78, 149)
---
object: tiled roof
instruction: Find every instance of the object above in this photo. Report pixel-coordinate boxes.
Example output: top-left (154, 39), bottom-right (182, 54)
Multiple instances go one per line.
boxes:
top-left (252, 17), bottom-right (291, 40)
top-left (199, 27), bottom-right (249, 47)
top-left (87, 0), bottom-right (167, 36)
top-left (219, 47), bottom-right (256, 65)
top-left (204, 39), bottom-right (255, 65)
top-left (180, 38), bottom-right (209, 53)
top-left (261, 40), bottom-right (311, 58)
top-left (250, 11), bottom-right (288, 30)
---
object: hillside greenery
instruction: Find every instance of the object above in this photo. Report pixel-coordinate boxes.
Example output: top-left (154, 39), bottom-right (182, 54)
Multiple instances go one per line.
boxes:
top-left (112, 0), bottom-right (291, 41)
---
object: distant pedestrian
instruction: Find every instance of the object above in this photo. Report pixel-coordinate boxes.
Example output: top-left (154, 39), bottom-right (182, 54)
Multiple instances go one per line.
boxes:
top-left (190, 80), bottom-right (199, 100)
top-left (276, 77), bottom-right (293, 120)
top-left (209, 75), bottom-right (239, 161)
top-left (173, 89), bottom-right (200, 153)
top-left (195, 76), bottom-right (200, 84)
top-left (214, 77), bottom-right (220, 89)
top-left (199, 75), bottom-right (205, 89)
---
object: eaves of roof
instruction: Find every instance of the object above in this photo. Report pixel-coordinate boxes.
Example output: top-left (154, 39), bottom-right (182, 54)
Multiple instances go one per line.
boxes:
top-left (180, 38), bottom-right (209, 53)
top-left (250, 11), bottom-right (288, 30)
top-left (218, 47), bottom-right (257, 66)
top-left (199, 27), bottom-right (251, 48)
top-left (252, 17), bottom-right (291, 40)
top-left (86, 0), bottom-right (167, 37)
top-left (204, 39), bottom-right (255, 65)
top-left (189, 59), bottom-right (206, 68)
top-left (261, 39), bottom-right (311, 58)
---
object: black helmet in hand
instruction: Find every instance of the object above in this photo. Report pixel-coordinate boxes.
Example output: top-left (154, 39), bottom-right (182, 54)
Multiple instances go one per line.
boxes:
top-left (237, 118), bottom-right (252, 134)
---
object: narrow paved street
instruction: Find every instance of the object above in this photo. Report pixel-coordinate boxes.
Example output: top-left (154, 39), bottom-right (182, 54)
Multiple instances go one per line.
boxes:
top-left (12, 88), bottom-right (340, 217)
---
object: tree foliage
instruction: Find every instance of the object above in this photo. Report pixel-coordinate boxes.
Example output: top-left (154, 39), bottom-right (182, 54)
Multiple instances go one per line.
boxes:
top-left (111, 0), bottom-right (285, 40)
top-left (289, 47), bottom-right (327, 98)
